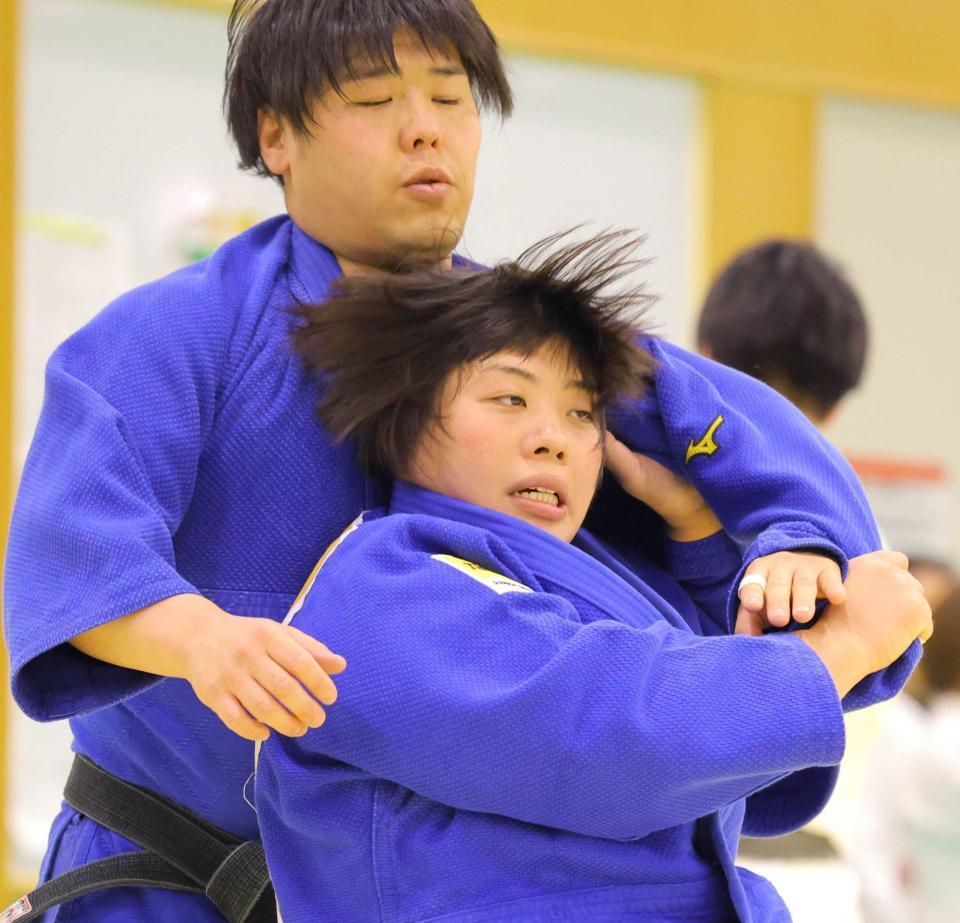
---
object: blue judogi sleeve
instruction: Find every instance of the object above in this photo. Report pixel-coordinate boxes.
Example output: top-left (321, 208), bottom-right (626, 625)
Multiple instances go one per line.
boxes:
top-left (607, 338), bottom-right (920, 711)
top-left (664, 533), bottom-right (743, 636)
top-left (262, 515), bottom-right (845, 843)
top-left (3, 263), bottom-right (232, 721)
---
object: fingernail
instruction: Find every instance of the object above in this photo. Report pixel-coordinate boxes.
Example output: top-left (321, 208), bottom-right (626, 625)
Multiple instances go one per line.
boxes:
top-left (794, 605), bottom-right (811, 616)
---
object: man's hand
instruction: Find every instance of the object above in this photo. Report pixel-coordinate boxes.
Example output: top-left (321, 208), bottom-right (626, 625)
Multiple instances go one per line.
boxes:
top-left (798, 550), bottom-right (932, 698)
top-left (734, 552), bottom-right (847, 636)
top-left (70, 593), bottom-right (347, 742)
top-left (182, 608), bottom-right (346, 742)
top-left (605, 432), bottom-right (722, 542)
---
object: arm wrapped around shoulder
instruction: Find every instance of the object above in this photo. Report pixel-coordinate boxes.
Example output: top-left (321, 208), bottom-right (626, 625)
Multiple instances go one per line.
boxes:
top-left (262, 518), bottom-right (846, 842)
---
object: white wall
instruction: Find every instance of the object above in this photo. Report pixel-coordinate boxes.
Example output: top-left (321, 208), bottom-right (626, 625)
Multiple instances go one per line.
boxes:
top-left (466, 57), bottom-right (698, 343)
top-left (13, 0), bottom-right (698, 869)
top-left (817, 96), bottom-right (960, 563)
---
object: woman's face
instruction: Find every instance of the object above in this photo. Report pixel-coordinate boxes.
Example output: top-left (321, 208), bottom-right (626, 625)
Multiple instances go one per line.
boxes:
top-left (405, 342), bottom-right (603, 543)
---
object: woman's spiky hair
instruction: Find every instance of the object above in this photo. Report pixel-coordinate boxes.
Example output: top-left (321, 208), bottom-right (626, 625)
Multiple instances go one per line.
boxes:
top-left (293, 229), bottom-right (657, 478)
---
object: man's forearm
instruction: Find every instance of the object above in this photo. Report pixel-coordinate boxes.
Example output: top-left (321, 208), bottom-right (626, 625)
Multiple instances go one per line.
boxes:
top-left (68, 593), bottom-right (227, 678)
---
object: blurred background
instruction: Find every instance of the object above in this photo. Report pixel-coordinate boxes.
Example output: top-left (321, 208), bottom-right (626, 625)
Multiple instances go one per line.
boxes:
top-left (1, 1), bottom-right (959, 920)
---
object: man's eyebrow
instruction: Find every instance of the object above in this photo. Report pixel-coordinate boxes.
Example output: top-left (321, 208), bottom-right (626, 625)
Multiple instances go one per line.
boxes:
top-left (346, 64), bottom-right (395, 82)
top-left (430, 64), bottom-right (467, 77)
top-left (345, 63), bottom-right (466, 82)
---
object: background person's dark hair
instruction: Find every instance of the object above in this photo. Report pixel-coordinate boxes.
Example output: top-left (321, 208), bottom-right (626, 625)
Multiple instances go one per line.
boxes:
top-left (696, 240), bottom-right (868, 420)
top-left (918, 585), bottom-right (960, 696)
top-left (225, 0), bottom-right (513, 180)
top-left (293, 229), bottom-right (656, 479)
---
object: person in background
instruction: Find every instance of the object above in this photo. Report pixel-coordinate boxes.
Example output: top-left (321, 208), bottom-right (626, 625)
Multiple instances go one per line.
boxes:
top-left (855, 581), bottom-right (960, 923)
top-left (909, 557), bottom-right (959, 613)
top-left (696, 239), bottom-right (868, 427)
top-left (902, 558), bottom-right (958, 702)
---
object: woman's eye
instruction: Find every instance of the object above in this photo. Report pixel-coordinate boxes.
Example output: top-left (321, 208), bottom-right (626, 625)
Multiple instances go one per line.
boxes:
top-left (354, 99), bottom-right (391, 107)
top-left (570, 409), bottom-right (596, 422)
top-left (494, 395), bottom-right (525, 407)
top-left (434, 97), bottom-right (461, 106)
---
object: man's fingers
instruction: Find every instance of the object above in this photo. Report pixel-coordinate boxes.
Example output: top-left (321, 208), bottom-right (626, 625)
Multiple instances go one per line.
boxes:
top-left (269, 635), bottom-right (342, 705)
top-left (918, 599), bottom-right (934, 644)
top-left (236, 678), bottom-right (310, 738)
top-left (217, 694), bottom-right (271, 742)
top-left (288, 627), bottom-right (347, 676)
top-left (274, 634), bottom-right (340, 706)
top-left (855, 549), bottom-right (910, 571)
top-left (257, 657), bottom-right (329, 729)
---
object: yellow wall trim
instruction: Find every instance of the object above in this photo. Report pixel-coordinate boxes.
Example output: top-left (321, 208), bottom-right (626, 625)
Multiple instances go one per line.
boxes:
top-left (476, 0), bottom-right (960, 111)
top-left (160, 0), bottom-right (960, 111)
top-left (700, 81), bottom-right (816, 287)
top-left (0, 0), bottom-right (17, 886)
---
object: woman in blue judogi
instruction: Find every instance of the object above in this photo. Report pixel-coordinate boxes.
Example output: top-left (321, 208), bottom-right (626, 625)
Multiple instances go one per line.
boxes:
top-left (255, 232), bottom-right (930, 922)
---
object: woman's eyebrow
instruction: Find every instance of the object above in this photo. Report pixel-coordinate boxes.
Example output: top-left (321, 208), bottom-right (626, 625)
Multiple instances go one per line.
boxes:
top-left (483, 364), bottom-right (537, 383)
top-left (482, 365), bottom-right (593, 392)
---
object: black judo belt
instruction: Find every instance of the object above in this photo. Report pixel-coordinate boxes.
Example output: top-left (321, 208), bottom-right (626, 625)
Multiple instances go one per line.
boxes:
top-left (3, 755), bottom-right (276, 923)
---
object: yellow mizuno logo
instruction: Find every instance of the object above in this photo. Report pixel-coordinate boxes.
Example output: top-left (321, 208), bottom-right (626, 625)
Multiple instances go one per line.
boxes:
top-left (685, 414), bottom-right (724, 465)
top-left (431, 554), bottom-right (533, 595)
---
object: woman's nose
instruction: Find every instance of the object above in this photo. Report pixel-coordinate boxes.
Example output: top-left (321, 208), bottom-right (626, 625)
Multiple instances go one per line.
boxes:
top-left (524, 419), bottom-right (567, 461)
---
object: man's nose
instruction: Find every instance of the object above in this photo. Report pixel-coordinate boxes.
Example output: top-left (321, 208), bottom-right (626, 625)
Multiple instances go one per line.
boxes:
top-left (399, 97), bottom-right (441, 152)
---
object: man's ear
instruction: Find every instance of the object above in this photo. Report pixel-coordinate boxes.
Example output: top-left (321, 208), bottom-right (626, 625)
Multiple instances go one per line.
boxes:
top-left (258, 109), bottom-right (290, 177)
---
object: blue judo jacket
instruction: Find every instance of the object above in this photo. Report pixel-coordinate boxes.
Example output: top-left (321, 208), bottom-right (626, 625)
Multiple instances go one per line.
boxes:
top-left (3, 217), bottom-right (916, 921)
top-left (257, 483), bottom-right (846, 922)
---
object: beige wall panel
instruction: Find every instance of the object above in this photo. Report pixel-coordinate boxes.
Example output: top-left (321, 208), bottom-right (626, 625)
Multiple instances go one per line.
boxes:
top-left (818, 97), bottom-right (960, 562)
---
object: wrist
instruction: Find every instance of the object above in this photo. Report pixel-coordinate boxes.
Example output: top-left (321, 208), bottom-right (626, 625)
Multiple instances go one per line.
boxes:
top-left (158, 595), bottom-right (230, 680)
top-left (666, 510), bottom-right (723, 543)
top-left (798, 625), bottom-right (861, 699)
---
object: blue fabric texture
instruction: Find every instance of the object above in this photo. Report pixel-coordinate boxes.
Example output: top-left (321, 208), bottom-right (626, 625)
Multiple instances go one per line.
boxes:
top-left (2, 216), bottom-right (914, 919)
top-left (256, 483), bottom-right (844, 922)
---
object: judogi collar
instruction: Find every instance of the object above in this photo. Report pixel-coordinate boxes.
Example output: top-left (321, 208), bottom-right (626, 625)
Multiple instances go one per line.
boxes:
top-left (288, 223), bottom-right (480, 306)
top-left (389, 480), bottom-right (693, 632)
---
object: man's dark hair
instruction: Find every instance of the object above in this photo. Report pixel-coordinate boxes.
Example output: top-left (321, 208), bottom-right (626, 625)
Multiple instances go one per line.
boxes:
top-left (293, 230), bottom-right (656, 479)
top-left (225, 0), bottom-right (513, 179)
top-left (697, 240), bottom-right (868, 419)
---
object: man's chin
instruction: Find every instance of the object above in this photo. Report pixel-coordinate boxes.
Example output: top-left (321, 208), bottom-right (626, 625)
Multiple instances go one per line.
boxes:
top-left (371, 223), bottom-right (464, 272)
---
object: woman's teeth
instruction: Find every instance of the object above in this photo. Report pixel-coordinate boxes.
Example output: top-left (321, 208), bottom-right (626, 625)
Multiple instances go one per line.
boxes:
top-left (514, 488), bottom-right (559, 507)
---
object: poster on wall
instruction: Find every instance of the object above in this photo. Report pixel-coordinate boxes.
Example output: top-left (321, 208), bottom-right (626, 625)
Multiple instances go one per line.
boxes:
top-left (846, 455), bottom-right (955, 565)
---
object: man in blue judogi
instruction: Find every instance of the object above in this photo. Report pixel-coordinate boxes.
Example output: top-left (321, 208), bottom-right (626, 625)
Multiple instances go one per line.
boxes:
top-left (3, 2), bottom-right (924, 921)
